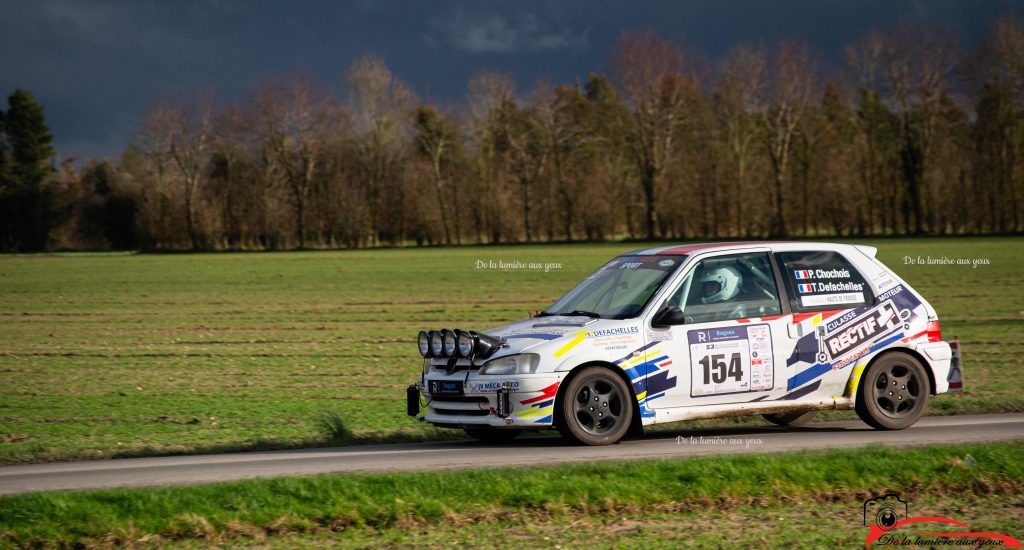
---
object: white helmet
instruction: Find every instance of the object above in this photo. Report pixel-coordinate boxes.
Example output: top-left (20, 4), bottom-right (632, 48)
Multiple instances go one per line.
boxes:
top-left (699, 265), bottom-right (742, 304)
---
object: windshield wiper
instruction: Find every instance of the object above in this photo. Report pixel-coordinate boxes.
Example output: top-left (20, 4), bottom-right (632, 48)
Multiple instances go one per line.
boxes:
top-left (560, 310), bottom-right (601, 318)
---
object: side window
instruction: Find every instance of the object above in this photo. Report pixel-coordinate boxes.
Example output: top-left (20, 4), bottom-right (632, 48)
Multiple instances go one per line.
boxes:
top-left (668, 253), bottom-right (782, 324)
top-left (775, 251), bottom-right (872, 312)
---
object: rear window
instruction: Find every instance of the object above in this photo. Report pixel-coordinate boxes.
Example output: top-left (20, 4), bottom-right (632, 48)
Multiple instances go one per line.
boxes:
top-left (775, 251), bottom-right (872, 312)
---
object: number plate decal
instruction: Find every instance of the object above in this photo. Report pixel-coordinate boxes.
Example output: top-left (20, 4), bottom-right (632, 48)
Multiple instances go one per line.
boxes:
top-left (688, 325), bottom-right (774, 397)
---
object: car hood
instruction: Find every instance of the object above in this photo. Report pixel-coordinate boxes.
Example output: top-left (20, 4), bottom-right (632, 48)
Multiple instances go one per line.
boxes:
top-left (482, 315), bottom-right (630, 356)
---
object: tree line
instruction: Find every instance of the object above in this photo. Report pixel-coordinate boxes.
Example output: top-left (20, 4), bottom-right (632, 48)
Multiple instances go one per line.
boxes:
top-left (1, 18), bottom-right (1023, 252)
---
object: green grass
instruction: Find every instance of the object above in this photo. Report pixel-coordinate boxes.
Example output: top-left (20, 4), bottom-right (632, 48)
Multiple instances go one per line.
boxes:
top-left (0, 238), bottom-right (1022, 463)
top-left (1, 442), bottom-right (1021, 547)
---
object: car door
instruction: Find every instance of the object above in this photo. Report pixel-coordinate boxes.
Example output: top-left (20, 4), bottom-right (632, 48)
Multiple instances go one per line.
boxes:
top-left (644, 251), bottom-right (791, 411)
top-left (773, 250), bottom-right (880, 398)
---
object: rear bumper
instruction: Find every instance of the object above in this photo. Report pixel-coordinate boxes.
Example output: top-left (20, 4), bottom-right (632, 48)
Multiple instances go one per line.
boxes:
top-left (417, 374), bottom-right (562, 428)
top-left (916, 341), bottom-right (953, 394)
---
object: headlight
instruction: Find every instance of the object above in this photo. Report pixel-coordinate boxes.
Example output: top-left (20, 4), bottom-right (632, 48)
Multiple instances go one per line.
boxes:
top-left (457, 330), bottom-right (475, 357)
top-left (429, 331), bottom-right (444, 357)
top-left (417, 331), bottom-right (430, 357)
top-left (442, 329), bottom-right (456, 357)
top-left (479, 353), bottom-right (541, 375)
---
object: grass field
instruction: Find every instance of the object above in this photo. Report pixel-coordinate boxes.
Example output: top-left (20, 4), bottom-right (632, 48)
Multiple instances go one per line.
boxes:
top-left (0, 238), bottom-right (1022, 463)
top-left (1, 442), bottom-right (1021, 547)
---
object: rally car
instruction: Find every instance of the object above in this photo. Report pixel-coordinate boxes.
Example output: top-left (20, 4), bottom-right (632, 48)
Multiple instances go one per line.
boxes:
top-left (407, 242), bottom-right (961, 445)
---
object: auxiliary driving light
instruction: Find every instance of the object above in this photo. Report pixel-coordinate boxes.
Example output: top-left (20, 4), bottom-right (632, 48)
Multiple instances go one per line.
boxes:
top-left (442, 329), bottom-right (457, 357)
top-left (456, 330), bottom-right (476, 357)
top-left (417, 330), bottom-right (430, 357)
top-left (429, 330), bottom-right (444, 357)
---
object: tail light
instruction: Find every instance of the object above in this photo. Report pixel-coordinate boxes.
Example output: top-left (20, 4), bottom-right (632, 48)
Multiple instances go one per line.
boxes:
top-left (925, 320), bottom-right (942, 342)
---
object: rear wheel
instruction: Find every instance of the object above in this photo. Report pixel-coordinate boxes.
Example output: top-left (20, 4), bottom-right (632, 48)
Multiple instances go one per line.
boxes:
top-left (856, 352), bottom-right (930, 430)
top-left (463, 428), bottom-right (522, 442)
top-left (556, 366), bottom-right (633, 445)
top-left (762, 410), bottom-right (817, 427)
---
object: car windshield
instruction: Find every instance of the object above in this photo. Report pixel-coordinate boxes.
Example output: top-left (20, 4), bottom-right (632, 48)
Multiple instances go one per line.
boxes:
top-left (541, 255), bottom-right (684, 320)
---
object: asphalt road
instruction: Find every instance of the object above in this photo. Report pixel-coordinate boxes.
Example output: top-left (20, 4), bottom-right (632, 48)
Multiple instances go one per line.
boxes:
top-left (1, 413), bottom-right (1022, 496)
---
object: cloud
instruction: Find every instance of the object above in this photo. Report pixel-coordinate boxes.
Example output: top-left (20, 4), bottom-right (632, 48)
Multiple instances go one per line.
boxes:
top-left (427, 11), bottom-right (589, 53)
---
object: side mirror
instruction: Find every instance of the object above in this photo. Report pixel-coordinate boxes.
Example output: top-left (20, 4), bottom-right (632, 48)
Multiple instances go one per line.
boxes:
top-left (652, 305), bottom-right (686, 327)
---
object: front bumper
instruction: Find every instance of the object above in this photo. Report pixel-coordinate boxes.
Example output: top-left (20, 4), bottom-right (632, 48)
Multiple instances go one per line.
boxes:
top-left (416, 373), bottom-right (563, 428)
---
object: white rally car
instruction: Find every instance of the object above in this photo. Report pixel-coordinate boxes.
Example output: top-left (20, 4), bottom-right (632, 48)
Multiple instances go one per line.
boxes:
top-left (406, 242), bottom-right (960, 445)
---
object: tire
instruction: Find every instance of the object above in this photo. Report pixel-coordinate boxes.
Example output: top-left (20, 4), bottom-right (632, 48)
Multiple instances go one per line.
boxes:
top-left (463, 428), bottom-right (522, 442)
top-left (855, 352), bottom-right (930, 430)
top-left (762, 410), bottom-right (818, 427)
top-left (556, 366), bottom-right (633, 445)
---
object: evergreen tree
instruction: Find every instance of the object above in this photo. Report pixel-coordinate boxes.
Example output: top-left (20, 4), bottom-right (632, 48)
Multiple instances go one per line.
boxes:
top-left (0, 89), bottom-right (55, 251)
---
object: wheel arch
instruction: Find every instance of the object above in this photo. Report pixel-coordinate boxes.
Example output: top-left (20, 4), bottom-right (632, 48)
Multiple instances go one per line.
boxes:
top-left (856, 347), bottom-right (936, 397)
top-left (553, 361), bottom-right (645, 438)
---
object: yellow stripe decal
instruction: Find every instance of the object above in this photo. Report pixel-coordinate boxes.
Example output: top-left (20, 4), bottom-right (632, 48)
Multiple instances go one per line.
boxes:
top-left (626, 351), bottom-right (660, 366)
top-left (553, 330), bottom-right (587, 358)
top-left (636, 390), bottom-right (647, 401)
top-left (847, 363), bottom-right (866, 396)
top-left (515, 406), bottom-right (554, 419)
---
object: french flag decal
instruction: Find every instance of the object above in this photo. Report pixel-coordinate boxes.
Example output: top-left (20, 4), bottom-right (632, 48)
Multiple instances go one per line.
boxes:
top-left (794, 270), bottom-right (813, 279)
top-left (797, 283), bottom-right (814, 293)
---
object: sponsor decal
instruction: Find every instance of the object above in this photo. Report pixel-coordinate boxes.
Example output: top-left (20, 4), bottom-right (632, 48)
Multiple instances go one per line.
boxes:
top-left (466, 380), bottom-right (521, 393)
top-left (877, 284), bottom-right (904, 302)
top-left (688, 324), bottom-right (773, 397)
top-left (801, 292), bottom-right (866, 308)
top-left (648, 329), bottom-right (673, 341)
top-left (872, 271), bottom-right (897, 291)
top-left (658, 259), bottom-right (676, 267)
top-left (620, 262), bottom-right (643, 269)
top-left (823, 300), bottom-right (901, 360)
top-left (586, 326), bottom-right (640, 338)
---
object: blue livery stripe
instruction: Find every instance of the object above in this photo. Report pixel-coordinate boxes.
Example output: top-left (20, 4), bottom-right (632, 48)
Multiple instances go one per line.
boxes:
top-left (786, 332), bottom-right (905, 390)
top-left (506, 333), bottom-right (563, 341)
top-left (535, 415), bottom-right (553, 424)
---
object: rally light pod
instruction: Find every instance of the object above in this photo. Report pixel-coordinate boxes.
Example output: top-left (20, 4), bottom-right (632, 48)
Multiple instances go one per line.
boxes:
top-left (442, 329), bottom-right (457, 357)
top-left (417, 330), bottom-right (431, 358)
top-left (429, 330), bottom-right (444, 358)
top-left (473, 332), bottom-right (504, 359)
top-left (456, 330), bottom-right (475, 357)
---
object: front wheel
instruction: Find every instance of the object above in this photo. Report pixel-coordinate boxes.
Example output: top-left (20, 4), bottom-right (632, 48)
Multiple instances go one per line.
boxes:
top-left (556, 366), bottom-right (633, 445)
top-left (463, 428), bottom-right (522, 442)
top-left (855, 352), bottom-right (930, 430)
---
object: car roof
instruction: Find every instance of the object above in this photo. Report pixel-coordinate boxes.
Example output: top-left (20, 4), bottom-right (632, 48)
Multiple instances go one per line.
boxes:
top-left (622, 241), bottom-right (876, 257)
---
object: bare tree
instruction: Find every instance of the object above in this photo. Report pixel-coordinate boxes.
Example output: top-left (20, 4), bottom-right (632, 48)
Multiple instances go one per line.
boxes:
top-left (716, 44), bottom-right (766, 235)
top-left (255, 76), bottom-right (336, 248)
top-left (610, 32), bottom-right (692, 239)
top-left (758, 42), bottom-right (817, 237)
top-left (346, 57), bottom-right (415, 245)
top-left (414, 105), bottom-right (458, 244)
top-left (878, 25), bottom-right (960, 234)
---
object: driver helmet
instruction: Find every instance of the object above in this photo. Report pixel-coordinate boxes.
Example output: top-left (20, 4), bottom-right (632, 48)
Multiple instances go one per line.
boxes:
top-left (698, 265), bottom-right (742, 304)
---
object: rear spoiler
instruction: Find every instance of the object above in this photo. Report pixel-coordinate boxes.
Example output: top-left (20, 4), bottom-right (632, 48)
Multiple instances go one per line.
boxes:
top-left (854, 245), bottom-right (878, 258)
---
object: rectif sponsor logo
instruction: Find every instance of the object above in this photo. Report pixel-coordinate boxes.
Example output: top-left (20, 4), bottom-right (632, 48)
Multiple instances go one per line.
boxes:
top-left (824, 300), bottom-right (901, 360)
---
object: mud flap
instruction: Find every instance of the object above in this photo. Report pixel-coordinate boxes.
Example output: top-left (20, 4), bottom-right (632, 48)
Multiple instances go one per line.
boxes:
top-left (406, 384), bottom-right (420, 416)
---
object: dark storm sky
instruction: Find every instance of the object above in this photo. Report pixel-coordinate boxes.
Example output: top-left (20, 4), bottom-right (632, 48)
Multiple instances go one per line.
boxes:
top-left (1, 0), bottom-right (1021, 161)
